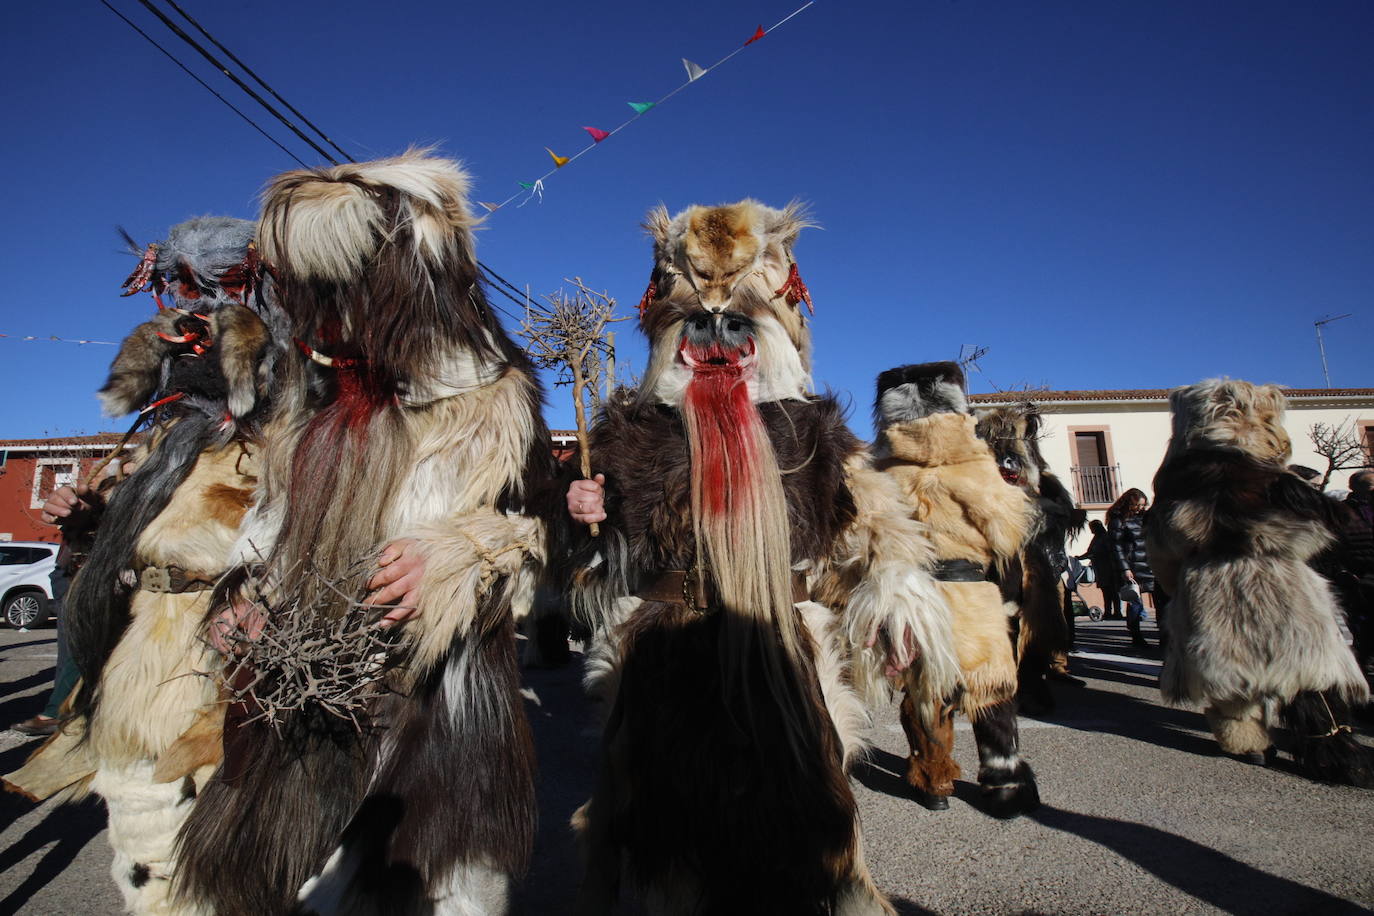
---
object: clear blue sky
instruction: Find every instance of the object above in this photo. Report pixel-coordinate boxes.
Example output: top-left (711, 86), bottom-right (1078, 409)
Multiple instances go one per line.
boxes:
top-left (1, 0), bottom-right (1370, 440)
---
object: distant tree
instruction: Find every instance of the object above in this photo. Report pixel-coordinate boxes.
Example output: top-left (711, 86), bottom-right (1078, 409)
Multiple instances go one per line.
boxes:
top-left (1309, 419), bottom-right (1373, 489)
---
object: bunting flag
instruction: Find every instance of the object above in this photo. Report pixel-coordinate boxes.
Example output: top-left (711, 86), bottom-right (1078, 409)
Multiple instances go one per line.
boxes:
top-left (482, 2), bottom-right (814, 215)
top-left (517, 179), bottom-right (545, 207)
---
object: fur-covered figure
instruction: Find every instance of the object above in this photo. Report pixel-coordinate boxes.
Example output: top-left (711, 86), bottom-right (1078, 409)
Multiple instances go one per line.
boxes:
top-left (1148, 379), bottom-right (1372, 785)
top-left (873, 362), bottom-right (1040, 817)
top-left (567, 200), bottom-right (958, 913)
top-left (5, 216), bottom-right (285, 914)
top-left (975, 403), bottom-right (1084, 714)
top-left (171, 151), bottom-right (555, 916)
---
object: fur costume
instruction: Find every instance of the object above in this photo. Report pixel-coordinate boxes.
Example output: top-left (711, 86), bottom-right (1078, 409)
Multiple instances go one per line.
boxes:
top-left (171, 152), bottom-right (554, 916)
top-left (1148, 379), bottom-right (1372, 785)
top-left (5, 216), bottom-right (284, 915)
top-left (570, 200), bottom-right (957, 914)
top-left (873, 362), bottom-right (1040, 817)
top-left (975, 403), bottom-right (1084, 714)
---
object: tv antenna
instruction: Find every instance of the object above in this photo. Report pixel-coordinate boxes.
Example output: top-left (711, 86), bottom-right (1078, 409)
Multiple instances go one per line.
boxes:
top-left (1314, 314), bottom-right (1352, 388)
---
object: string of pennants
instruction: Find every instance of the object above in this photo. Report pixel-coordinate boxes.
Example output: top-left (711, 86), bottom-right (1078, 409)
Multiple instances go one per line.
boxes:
top-left (0, 333), bottom-right (117, 346)
top-left (483, 1), bottom-right (815, 213)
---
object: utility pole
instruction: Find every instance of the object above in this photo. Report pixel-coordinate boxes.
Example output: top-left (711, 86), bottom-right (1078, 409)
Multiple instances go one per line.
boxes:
top-left (1314, 313), bottom-right (1352, 388)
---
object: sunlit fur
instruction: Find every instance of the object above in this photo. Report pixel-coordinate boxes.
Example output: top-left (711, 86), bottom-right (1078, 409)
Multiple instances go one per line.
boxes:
top-left (1151, 380), bottom-right (1370, 783)
top-left (812, 453), bottom-right (961, 716)
top-left (1164, 377), bottom-right (1292, 465)
top-left (877, 413), bottom-right (1028, 715)
top-left (175, 151), bottom-right (551, 916)
top-left (638, 200), bottom-right (815, 407)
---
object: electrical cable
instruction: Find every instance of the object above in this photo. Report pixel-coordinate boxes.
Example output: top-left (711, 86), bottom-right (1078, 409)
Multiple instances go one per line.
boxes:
top-left (133, 0), bottom-right (341, 165)
top-left (160, 0), bottom-right (355, 163)
top-left (98, 0), bottom-right (309, 168)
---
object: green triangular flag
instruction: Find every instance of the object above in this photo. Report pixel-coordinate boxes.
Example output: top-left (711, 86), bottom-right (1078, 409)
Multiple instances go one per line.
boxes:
top-left (519, 181), bottom-right (534, 189)
top-left (627, 101), bottom-right (655, 115)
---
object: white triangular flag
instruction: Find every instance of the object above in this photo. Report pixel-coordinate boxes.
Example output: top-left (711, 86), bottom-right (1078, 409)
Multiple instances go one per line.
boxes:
top-left (683, 58), bottom-right (706, 81)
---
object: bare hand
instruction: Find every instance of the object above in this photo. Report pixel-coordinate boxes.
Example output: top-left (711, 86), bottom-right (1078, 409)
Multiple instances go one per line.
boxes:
top-left (40, 484), bottom-right (96, 527)
top-left (365, 538), bottom-right (425, 626)
top-left (568, 474), bottom-right (607, 525)
top-left (208, 597), bottom-right (266, 655)
top-left (867, 622), bottom-right (919, 678)
top-left (1124, 571), bottom-right (1137, 584)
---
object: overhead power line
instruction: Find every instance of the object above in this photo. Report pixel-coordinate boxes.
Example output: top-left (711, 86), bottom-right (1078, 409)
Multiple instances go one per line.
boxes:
top-left (133, 0), bottom-right (341, 165)
top-left (99, 0), bottom-right (309, 168)
top-left (161, 0), bottom-right (355, 163)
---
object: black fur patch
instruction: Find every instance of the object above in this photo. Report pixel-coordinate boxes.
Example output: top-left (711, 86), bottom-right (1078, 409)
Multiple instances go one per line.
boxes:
top-left (130, 863), bottom-right (150, 889)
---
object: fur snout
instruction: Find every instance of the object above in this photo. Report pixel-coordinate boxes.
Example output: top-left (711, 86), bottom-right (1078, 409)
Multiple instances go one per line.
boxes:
top-left (679, 312), bottom-right (758, 370)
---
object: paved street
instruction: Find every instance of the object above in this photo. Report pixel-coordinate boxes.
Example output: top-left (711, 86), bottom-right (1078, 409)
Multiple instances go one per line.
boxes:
top-left (3, 618), bottom-right (1372, 915)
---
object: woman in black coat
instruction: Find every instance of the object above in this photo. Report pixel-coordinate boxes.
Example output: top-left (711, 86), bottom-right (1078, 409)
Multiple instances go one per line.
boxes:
top-left (1108, 488), bottom-right (1155, 646)
top-left (1081, 519), bottom-right (1122, 619)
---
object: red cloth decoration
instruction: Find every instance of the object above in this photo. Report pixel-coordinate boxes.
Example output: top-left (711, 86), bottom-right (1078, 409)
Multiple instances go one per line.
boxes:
top-left (744, 24), bottom-right (766, 45)
top-left (583, 126), bottom-right (610, 142)
top-left (773, 262), bottom-right (813, 314)
top-left (637, 278), bottom-right (658, 319)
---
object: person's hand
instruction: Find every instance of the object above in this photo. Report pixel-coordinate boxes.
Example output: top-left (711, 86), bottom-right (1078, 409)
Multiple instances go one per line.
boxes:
top-left (40, 484), bottom-right (96, 527)
top-left (568, 474), bottom-right (607, 525)
top-left (208, 597), bottom-right (266, 654)
top-left (867, 621), bottom-right (918, 678)
top-left (1124, 570), bottom-right (1137, 584)
top-left (365, 539), bottom-right (425, 626)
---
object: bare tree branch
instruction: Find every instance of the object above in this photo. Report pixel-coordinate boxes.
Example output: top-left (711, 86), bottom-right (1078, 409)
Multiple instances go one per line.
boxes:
top-left (1309, 419), bottom-right (1373, 489)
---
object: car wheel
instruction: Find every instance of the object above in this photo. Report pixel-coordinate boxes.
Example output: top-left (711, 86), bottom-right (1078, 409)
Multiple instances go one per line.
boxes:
top-left (4, 590), bottom-right (48, 629)
top-left (1088, 606), bottom-right (1104, 622)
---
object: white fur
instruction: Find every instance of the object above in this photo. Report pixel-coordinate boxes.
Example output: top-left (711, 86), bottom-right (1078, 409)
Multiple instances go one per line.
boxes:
top-left (646, 313), bottom-right (811, 407)
top-left (798, 600), bottom-right (870, 767)
top-left (92, 761), bottom-right (212, 916)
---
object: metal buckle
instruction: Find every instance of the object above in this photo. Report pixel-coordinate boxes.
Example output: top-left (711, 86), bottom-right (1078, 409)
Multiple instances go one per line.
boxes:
top-left (683, 562), bottom-right (714, 615)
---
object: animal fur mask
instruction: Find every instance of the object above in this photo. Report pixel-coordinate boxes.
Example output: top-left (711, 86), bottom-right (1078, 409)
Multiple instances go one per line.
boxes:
top-left (975, 403), bottom-right (1047, 492)
top-left (874, 361), bottom-right (969, 428)
top-left (638, 199), bottom-right (816, 407)
top-left (103, 217), bottom-right (283, 421)
top-left (257, 149), bottom-right (506, 401)
top-left (1165, 379), bottom-right (1292, 464)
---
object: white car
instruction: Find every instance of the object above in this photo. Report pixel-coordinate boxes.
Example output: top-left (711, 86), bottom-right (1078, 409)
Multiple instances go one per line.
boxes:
top-left (1, 541), bottom-right (58, 628)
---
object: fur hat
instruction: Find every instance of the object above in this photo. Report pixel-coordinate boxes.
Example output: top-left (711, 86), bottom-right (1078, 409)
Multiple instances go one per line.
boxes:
top-left (874, 361), bottom-right (968, 428)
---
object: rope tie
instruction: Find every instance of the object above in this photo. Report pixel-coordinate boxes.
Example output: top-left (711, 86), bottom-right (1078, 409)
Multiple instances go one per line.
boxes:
top-left (457, 526), bottom-right (535, 594)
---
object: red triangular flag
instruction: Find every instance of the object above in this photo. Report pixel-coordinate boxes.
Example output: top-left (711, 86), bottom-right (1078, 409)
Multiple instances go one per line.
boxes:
top-left (744, 24), bottom-right (765, 45)
top-left (583, 126), bottom-right (610, 142)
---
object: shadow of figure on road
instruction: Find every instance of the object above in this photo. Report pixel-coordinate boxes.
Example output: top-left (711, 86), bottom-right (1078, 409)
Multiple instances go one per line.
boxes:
top-left (0, 742), bottom-right (106, 915)
top-left (1028, 803), bottom-right (1370, 915)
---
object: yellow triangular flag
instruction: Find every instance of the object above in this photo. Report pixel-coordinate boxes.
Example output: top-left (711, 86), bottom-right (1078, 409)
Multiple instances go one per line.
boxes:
top-left (546, 147), bottom-right (570, 167)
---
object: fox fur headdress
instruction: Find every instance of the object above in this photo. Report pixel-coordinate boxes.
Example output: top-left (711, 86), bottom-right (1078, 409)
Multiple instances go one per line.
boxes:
top-left (638, 199), bottom-right (816, 406)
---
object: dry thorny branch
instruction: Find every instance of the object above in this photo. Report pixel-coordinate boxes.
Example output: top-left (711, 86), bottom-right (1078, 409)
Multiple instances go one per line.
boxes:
top-left (517, 277), bottom-right (628, 535)
top-left (1309, 419), bottom-right (1373, 489)
top-left (213, 559), bottom-right (402, 736)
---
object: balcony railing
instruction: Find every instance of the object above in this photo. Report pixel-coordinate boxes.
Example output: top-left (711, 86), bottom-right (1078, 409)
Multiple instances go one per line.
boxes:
top-left (1071, 464), bottom-right (1121, 506)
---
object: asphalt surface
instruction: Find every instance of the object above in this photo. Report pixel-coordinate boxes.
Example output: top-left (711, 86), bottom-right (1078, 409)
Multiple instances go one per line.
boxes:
top-left (2, 617), bottom-right (1372, 915)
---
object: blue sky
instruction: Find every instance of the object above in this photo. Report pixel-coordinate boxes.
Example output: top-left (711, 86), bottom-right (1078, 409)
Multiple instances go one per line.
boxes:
top-left (1, 0), bottom-right (1370, 440)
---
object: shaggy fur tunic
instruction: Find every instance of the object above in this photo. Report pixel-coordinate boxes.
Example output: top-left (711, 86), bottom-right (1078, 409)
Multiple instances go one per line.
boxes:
top-left (573, 393), bottom-right (884, 912)
top-left (1151, 448), bottom-right (1368, 706)
top-left (876, 414), bottom-right (1029, 712)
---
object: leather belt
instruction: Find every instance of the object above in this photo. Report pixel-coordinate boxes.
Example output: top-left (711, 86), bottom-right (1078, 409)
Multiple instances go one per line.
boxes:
top-left (635, 569), bottom-right (810, 613)
top-left (136, 565), bottom-right (219, 594)
top-left (931, 559), bottom-right (990, 583)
